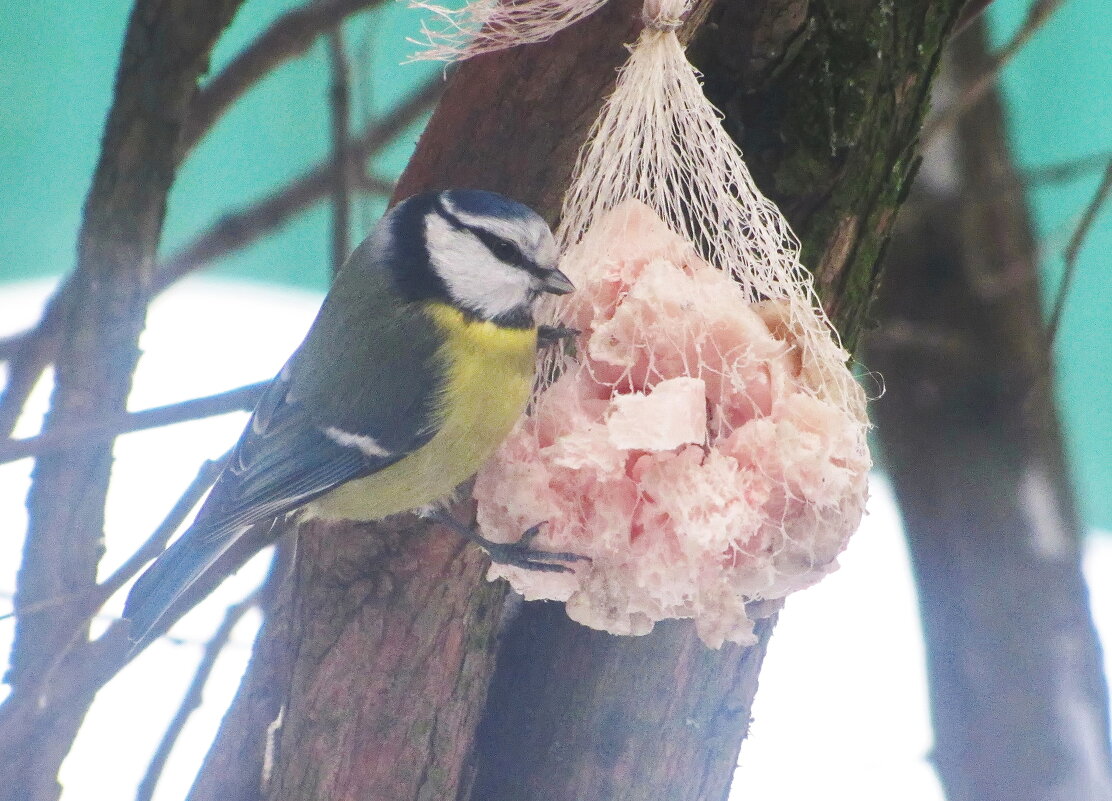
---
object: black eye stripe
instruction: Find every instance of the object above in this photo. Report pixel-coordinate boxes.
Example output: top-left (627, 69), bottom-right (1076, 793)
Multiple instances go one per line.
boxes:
top-left (471, 227), bottom-right (523, 265)
top-left (430, 196), bottom-right (547, 276)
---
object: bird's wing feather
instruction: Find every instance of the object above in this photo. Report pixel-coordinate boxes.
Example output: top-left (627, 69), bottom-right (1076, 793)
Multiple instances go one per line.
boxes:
top-left (125, 275), bottom-right (445, 646)
top-left (197, 286), bottom-right (446, 539)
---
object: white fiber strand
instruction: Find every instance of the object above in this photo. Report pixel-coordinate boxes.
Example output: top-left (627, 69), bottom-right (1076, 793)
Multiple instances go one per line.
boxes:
top-left (409, 0), bottom-right (611, 61)
top-left (549, 30), bottom-right (864, 425)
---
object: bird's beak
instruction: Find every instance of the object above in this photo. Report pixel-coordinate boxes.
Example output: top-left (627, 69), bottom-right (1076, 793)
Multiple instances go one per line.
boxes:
top-left (537, 267), bottom-right (575, 296)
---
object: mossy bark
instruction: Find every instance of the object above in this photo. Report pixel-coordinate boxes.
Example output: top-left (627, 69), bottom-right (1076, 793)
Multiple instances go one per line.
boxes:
top-left (192, 2), bottom-right (964, 800)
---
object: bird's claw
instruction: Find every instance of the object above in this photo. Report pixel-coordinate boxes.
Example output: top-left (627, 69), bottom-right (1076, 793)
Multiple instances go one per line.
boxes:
top-left (478, 524), bottom-right (588, 573)
top-left (427, 512), bottom-right (588, 574)
top-left (480, 522), bottom-right (590, 574)
top-left (537, 325), bottom-right (580, 350)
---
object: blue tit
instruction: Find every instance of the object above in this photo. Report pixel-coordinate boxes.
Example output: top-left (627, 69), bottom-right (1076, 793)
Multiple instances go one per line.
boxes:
top-left (123, 189), bottom-right (582, 648)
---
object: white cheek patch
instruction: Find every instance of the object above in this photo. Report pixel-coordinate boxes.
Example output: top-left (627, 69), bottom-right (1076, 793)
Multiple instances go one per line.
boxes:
top-left (425, 214), bottom-right (534, 319)
top-left (323, 426), bottom-right (391, 458)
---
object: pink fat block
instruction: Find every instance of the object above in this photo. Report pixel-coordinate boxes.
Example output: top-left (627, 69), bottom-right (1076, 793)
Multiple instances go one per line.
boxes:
top-left (474, 201), bottom-right (871, 647)
top-left (606, 377), bottom-right (707, 451)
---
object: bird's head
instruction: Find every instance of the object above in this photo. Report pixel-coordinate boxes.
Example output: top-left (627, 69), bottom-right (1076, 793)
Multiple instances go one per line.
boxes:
top-left (381, 189), bottom-right (574, 327)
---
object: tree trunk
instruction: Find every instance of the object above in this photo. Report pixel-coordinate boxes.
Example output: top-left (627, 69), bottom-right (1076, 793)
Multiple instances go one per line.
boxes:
top-left (868, 19), bottom-right (1112, 801)
top-left (0, 3), bottom-right (244, 800)
top-left (194, 2), bottom-right (965, 800)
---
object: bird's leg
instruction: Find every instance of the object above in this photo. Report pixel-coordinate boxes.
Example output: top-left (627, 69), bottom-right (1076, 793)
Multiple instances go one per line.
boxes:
top-left (425, 510), bottom-right (589, 573)
top-left (536, 324), bottom-right (580, 350)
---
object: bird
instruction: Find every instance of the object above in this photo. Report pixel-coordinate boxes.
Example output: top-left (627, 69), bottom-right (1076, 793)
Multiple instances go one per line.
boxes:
top-left (123, 189), bottom-right (584, 649)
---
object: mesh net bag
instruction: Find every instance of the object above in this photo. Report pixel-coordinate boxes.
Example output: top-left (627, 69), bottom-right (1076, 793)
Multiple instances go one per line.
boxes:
top-left (417, 0), bottom-right (872, 647)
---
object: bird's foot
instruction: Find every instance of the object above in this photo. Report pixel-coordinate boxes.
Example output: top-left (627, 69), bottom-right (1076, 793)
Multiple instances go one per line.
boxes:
top-left (479, 521), bottom-right (590, 573)
top-left (537, 325), bottom-right (580, 350)
top-left (428, 512), bottom-right (588, 573)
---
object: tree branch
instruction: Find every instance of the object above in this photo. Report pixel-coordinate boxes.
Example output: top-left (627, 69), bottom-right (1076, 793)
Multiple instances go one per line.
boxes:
top-left (327, 28), bottom-right (353, 275)
top-left (3, 453), bottom-right (225, 626)
top-left (1047, 158), bottom-right (1112, 343)
top-left (0, 383), bottom-right (264, 465)
top-left (154, 78), bottom-right (439, 292)
top-left (1025, 149), bottom-right (1112, 186)
top-left (922, 0), bottom-right (1066, 146)
top-left (0, 289), bottom-right (67, 438)
top-left (0, 78), bottom-right (438, 443)
top-left (869, 18), bottom-right (1112, 799)
top-left (0, 4), bottom-right (247, 799)
top-left (180, 0), bottom-right (385, 155)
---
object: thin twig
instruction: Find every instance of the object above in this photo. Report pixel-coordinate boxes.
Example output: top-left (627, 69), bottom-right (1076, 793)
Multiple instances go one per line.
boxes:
top-left (922, 0), bottom-right (1066, 146)
top-left (0, 289), bottom-right (68, 438)
top-left (95, 453), bottom-right (230, 606)
top-left (1047, 159), bottom-right (1112, 343)
top-left (134, 590), bottom-right (260, 801)
top-left (181, 0), bottom-right (386, 154)
top-left (0, 382), bottom-right (265, 465)
top-left (1024, 150), bottom-right (1112, 187)
top-left (155, 78), bottom-right (439, 292)
top-left (353, 169), bottom-right (396, 196)
top-left (328, 27), bottom-right (353, 275)
top-left (0, 454), bottom-right (226, 622)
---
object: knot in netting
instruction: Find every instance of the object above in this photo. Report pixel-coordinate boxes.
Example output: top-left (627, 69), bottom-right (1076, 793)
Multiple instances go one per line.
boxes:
top-left (641, 0), bottom-right (687, 31)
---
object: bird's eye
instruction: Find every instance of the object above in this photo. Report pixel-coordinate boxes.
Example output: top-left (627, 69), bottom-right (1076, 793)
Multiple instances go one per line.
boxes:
top-left (490, 237), bottom-right (519, 264)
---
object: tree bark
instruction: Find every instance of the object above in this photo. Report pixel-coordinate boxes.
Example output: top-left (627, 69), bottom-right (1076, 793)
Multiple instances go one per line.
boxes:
top-left (194, 2), bottom-right (966, 800)
top-left (868, 19), bottom-right (1112, 801)
top-left (0, 2), bottom-right (245, 800)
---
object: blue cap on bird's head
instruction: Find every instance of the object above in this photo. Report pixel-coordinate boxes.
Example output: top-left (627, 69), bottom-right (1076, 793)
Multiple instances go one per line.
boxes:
top-left (440, 188), bottom-right (544, 225)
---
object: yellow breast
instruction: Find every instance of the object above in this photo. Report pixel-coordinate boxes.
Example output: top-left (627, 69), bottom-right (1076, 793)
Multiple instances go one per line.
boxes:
top-left (309, 303), bottom-right (536, 521)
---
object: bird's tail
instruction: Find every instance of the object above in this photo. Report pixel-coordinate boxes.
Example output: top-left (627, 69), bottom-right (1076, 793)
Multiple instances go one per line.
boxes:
top-left (123, 526), bottom-right (235, 650)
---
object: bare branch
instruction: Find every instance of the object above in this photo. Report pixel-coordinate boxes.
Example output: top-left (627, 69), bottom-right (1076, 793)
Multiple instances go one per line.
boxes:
top-left (328, 28), bottom-right (353, 275)
top-left (0, 454), bottom-right (225, 625)
top-left (1, 6), bottom-right (247, 793)
top-left (135, 591), bottom-right (260, 801)
top-left (1025, 150), bottom-right (1112, 186)
top-left (1047, 159), bottom-right (1112, 343)
top-left (155, 78), bottom-right (440, 292)
top-left (0, 290), bottom-right (67, 438)
top-left (0, 79), bottom-right (438, 439)
top-left (97, 454), bottom-right (229, 608)
top-left (954, 0), bottom-right (997, 34)
top-left (352, 169), bottom-right (395, 196)
top-left (0, 383), bottom-right (264, 465)
top-left (181, 0), bottom-right (385, 154)
top-left (923, 0), bottom-right (1066, 146)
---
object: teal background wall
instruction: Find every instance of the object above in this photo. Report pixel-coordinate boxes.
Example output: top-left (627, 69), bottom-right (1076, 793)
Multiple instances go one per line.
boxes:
top-left (988, 0), bottom-right (1112, 529)
top-left (1, 1), bottom-right (1109, 527)
top-left (0, 1), bottom-right (437, 289)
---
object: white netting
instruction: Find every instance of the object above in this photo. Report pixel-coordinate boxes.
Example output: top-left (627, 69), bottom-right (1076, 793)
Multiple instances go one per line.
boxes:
top-left (409, 0), bottom-right (610, 61)
top-left (421, 0), bottom-right (872, 646)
